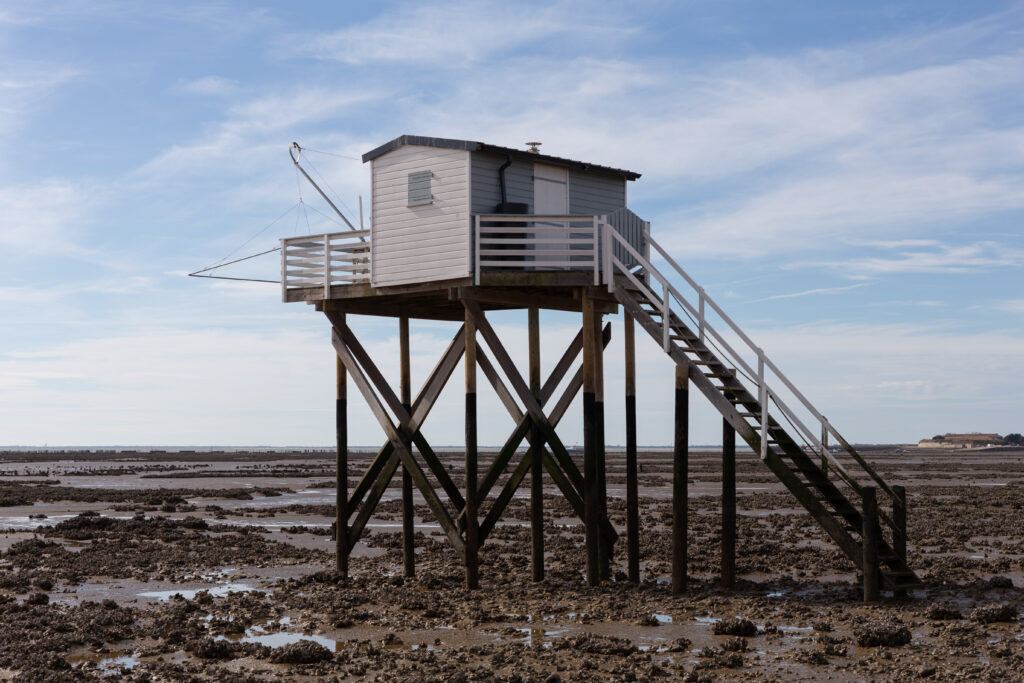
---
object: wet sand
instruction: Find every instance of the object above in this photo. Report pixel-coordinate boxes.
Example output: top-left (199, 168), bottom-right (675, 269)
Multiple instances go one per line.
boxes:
top-left (0, 447), bottom-right (1022, 681)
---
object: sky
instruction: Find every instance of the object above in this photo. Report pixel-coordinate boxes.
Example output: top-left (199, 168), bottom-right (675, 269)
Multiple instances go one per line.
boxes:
top-left (1, 0), bottom-right (1022, 447)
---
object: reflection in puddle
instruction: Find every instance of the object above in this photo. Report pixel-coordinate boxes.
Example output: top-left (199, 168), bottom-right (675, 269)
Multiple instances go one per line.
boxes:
top-left (68, 652), bottom-right (139, 673)
top-left (219, 617), bottom-right (338, 651)
top-left (512, 626), bottom-right (568, 648)
top-left (652, 612), bottom-right (673, 624)
top-left (138, 582), bottom-right (262, 601)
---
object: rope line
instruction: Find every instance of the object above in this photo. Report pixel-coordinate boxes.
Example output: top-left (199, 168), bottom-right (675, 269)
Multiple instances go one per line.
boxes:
top-left (300, 147), bottom-right (361, 161)
top-left (200, 203), bottom-right (299, 272)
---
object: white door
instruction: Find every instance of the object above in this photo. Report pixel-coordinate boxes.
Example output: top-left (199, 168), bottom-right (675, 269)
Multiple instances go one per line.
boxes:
top-left (534, 164), bottom-right (569, 268)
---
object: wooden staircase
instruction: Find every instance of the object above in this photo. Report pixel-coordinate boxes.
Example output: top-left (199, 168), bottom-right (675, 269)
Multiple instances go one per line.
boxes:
top-left (598, 222), bottom-right (920, 593)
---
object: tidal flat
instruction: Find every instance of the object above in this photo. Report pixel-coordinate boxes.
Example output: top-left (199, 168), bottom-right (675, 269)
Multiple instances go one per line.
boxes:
top-left (0, 447), bottom-right (1021, 681)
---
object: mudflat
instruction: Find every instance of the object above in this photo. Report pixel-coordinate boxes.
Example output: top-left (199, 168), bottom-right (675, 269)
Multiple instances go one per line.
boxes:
top-left (0, 447), bottom-right (1021, 681)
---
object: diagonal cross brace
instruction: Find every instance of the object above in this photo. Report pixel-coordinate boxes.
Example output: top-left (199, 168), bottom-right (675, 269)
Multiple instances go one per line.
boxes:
top-left (330, 325), bottom-right (466, 558)
top-left (341, 323), bottom-right (467, 548)
top-left (347, 324), bottom-right (466, 513)
top-left (462, 298), bottom-right (617, 544)
top-left (327, 312), bottom-right (466, 512)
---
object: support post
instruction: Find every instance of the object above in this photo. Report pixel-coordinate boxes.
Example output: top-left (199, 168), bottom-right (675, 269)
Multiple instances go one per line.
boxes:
top-left (672, 365), bottom-right (688, 594)
top-left (721, 413), bottom-right (736, 589)
top-left (582, 291), bottom-right (601, 585)
top-left (893, 485), bottom-right (907, 597)
top-left (464, 307), bottom-right (480, 589)
top-left (862, 486), bottom-right (879, 602)
top-left (335, 321), bottom-right (349, 577)
top-left (399, 317), bottom-right (415, 578)
top-left (624, 312), bottom-right (640, 584)
top-left (528, 307), bottom-right (544, 582)
top-left (593, 296), bottom-right (610, 581)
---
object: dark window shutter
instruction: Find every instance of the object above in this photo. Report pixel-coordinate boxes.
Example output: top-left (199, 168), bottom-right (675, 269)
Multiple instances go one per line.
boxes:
top-left (408, 171), bottom-right (432, 206)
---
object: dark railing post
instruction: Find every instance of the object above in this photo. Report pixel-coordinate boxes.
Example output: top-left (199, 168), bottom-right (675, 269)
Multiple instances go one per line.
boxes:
top-left (862, 486), bottom-right (879, 602)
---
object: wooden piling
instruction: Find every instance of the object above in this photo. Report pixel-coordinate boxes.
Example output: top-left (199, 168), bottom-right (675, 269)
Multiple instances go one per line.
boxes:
top-left (593, 300), bottom-right (609, 581)
top-left (399, 316), bottom-right (415, 578)
top-left (672, 365), bottom-right (688, 594)
top-left (893, 485), bottom-right (907, 597)
top-left (528, 307), bottom-right (544, 581)
top-left (862, 486), bottom-right (879, 602)
top-left (624, 312), bottom-right (640, 584)
top-left (335, 323), bottom-right (349, 577)
top-left (582, 291), bottom-right (600, 585)
top-left (464, 308), bottom-right (480, 589)
top-left (721, 414), bottom-right (736, 589)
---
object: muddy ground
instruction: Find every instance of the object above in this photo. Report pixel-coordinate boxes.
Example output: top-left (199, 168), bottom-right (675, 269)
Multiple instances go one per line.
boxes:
top-left (0, 447), bottom-right (1022, 681)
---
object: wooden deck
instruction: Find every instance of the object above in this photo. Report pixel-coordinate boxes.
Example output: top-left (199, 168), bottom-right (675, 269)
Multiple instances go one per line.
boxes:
top-left (300, 271), bottom-right (621, 320)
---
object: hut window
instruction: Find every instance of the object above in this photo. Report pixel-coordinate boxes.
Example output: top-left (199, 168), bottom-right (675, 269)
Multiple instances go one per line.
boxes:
top-left (407, 171), bottom-right (433, 206)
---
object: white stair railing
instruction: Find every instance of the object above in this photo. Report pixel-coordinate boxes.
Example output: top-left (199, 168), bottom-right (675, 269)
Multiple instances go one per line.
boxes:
top-left (600, 221), bottom-right (897, 508)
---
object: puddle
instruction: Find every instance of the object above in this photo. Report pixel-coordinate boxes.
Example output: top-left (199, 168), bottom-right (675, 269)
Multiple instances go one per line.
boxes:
top-left (219, 617), bottom-right (338, 651)
top-left (512, 626), bottom-right (568, 648)
top-left (652, 612), bottom-right (673, 624)
top-left (138, 582), bottom-right (262, 601)
top-left (767, 591), bottom-right (785, 598)
top-left (68, 651), bottom-right (139, 674)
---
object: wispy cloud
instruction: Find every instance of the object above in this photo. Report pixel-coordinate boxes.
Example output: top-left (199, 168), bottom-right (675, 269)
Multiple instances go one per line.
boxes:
top-left (176, 76), bottom-right (242, 97)
top-left (746, 283), bottom-right (868, 303)
top-left (812, 241), bottom-right (1024, 275)
top-left (994, 299), bottom-right (1024, 314)
top-left (287, 0), bottom-right (635, 66)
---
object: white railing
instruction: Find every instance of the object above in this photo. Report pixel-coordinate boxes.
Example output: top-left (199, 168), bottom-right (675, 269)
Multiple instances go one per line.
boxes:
top-left (474, 214), bottom-right (601, 286)
top-left (280, 230), bottom-right (370, 300)
top-left (600, 221), bottom-right (899, 510)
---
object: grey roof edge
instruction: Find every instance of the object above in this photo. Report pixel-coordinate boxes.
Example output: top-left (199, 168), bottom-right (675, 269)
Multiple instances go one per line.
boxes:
top-left (362, 135), bottom-right (641, 180)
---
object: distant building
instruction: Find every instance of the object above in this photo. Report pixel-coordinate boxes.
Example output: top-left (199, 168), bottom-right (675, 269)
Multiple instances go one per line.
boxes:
top-left (918, 433), bottom-right (1002, 449)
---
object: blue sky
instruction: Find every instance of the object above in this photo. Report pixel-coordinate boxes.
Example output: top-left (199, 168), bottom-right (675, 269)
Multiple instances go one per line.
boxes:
top-left (1, 0), bottom-right (1022, 447)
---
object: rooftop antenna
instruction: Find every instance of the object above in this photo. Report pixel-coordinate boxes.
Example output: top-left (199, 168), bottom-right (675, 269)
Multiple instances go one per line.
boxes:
top-left (525, 141), bottom-right (542, 153)
top-left (290, 142), bottom-right (360, 234)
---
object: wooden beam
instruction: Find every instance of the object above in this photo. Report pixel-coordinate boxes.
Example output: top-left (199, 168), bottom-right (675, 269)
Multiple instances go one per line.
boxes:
top-left (464, 306), bottom-right (480, 589)
top-left (331, 327), bottom-right (465, 558)
top-left (862, 486), bottom-right (880, 602)
top-left (592, 298), bottom-right (609, 581)
top-left (328, 313), bottom-right (466, 511)
top-left (672, 364), bottom-right (688, 594)
top-left (721, 412), bottom-right (736, 589)
top-left (400, 317), bottom-right (415, 579)
top-left (529, 307), bottom-right (543, 582)
top-left (480, 451), bottom-right (533, 543)
top-left (624, 312), bottom-right (640, 584)
top-left (582, 290), bottom-right (600, 586)
top-left (335, 331), bottom-right (348, 578)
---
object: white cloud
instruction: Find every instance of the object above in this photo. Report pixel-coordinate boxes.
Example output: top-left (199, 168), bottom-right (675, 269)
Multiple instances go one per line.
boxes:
top-left (994, 299), bottom-right (1024, 314)
top-left (793, 241), bottom-right (1024, 275)
top-left (288, 0), bottom-right (634, 66)
top-left (746, 283), bottom-right (868, 303)
top-left (177, 76), bottom-right (242, 97)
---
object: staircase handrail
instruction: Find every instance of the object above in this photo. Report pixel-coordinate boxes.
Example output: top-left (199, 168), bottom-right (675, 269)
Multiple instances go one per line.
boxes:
top-left (600, 222), bottom-right (899, 507)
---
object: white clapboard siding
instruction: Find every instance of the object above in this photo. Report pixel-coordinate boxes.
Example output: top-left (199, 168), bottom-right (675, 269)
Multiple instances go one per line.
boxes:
top-left (371, 145), bottom-right (471, 287)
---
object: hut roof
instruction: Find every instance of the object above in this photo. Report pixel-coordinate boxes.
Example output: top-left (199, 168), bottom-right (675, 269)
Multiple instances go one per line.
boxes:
top-left (362, 135), bottom-right (642, 181)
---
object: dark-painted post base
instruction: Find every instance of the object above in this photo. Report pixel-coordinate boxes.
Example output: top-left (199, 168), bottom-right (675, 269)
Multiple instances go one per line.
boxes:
top-left (672, 365), bottom-right (689, 594)
top-left (464, 309), bottom-right (480, 589)
top-left (862, 486), bottom-right (879, 602)
top-left (624, 313), bottom-right (640, 584)
top-left (721, 415), bottom-right (736, 589)
top-left (335, 350), bottom-right (349, 577)
top-left (582, 292), bottom-right (600, 586)
top-left (529, 307), bottom-right (544, 582)
top-left (893, 485), bottom-right (907, 597)
top-left (400, 317), bottom-right (415, 579)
